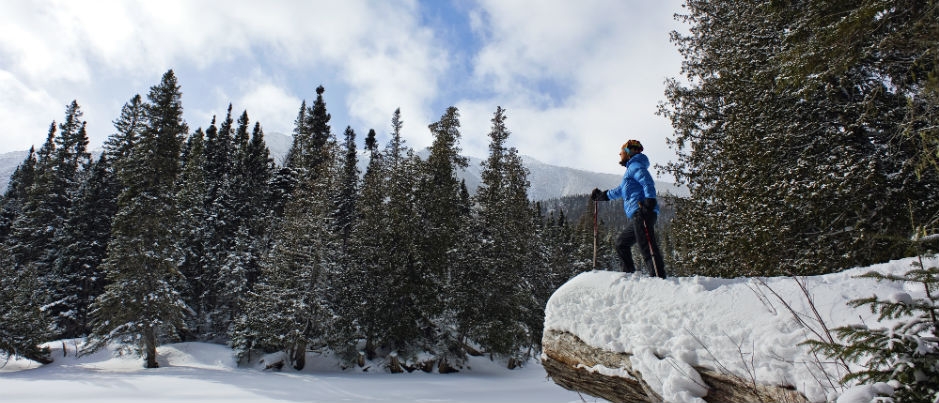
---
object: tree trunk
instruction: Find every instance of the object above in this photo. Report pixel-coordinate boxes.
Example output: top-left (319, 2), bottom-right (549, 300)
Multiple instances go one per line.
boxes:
top-left (542, 329), bottom-right (808, 403)
top-left (291, 340), bottom-right (306, 371)
top-left (144, 327), bottom-right (159, 368)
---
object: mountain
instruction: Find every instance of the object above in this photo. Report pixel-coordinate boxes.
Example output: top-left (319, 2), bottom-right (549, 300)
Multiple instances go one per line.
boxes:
top-left (0, 132), bottom-right (686, 201)
top-left (0, 150), bottom-right (26, 192)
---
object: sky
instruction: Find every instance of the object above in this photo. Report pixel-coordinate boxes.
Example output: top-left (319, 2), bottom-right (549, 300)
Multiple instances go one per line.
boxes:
top-left (2, 256), bottom-right (926, 402)
top-left (0, 0), bottom-right (686, 179)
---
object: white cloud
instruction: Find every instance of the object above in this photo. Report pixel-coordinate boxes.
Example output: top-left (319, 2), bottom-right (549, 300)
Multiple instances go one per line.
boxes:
top-left (460, 0), bottom-right (685, 178)
top-left (0, 70), bottom-right (64, 152)
top-left (233, 74), bottom-right (302, 137)
top-left (0, 0), bottom-right (685, 181)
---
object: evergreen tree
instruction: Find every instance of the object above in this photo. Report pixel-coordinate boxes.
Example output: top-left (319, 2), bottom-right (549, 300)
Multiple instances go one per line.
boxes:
top-left (234, 141), bottom-right (340, 371)
top-left (461, 106), bottom-right (535, 367)
top-left (305, 86), bottom-right (333, 177)
top-left (0, 243), bottom-right (52, 364)
top-left (0, 148), bottom-right (37, 244)
top-left (233, 90), bottom-right (338, 370)
top-left (284, 100), bottom-right (308, 171)
top-left (335, 126), bottom-right (359, 250)
top-left (218, 116), bottom-right (273, 341)
top-left (106, 94), bottom-right (146, 168)
top-left (49, 154), bottom-right (118, 337)
top-left (345, 127), bottom-right (385, 361)
top-left (87, 70), bottom-right (190, 368)
top-left (414, 106), bottom-right (470, 370)
top-left (659, 0), bottom-right (939, 276)
top-left (174, 128), bottom-right (211, 340)
top-left (229, 120), bottom-right (273, 288)
top-left (806, 261), bottom-right (939, 402)
top-left (345, 109), bottom-right (427, 368)
top-left (201, 108), bottom-right (238, 327)
top-left (6, 102), bottom-right (92, 338)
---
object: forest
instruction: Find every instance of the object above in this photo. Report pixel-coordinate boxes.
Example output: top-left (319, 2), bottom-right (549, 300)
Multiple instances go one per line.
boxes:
top-left (0, 76), bottom-right (607, 371)
top-left (1, 1), bottom-right (937, 392)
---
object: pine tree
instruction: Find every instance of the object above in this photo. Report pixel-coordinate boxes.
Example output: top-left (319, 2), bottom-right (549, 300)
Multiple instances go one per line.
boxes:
top-left (218, 115), bottom-right (273, 341)
top-left (106, 94), bottom-right (146, 168)
top-left (6, 101), bottom-right (92, 338)
top-left (335, 126), bottom-right (359, 250)
top-left (87, 70), bottom-right (190, 368)
top-left (174, 128), bottom-right (211, 340)
top-left (305, 86), bottom-right (333, 177)
top-left (659, 0), bottom-right (939, 276)
top-left (345, 127), bottom-right (385, 361)
top-left (461, 106), bottom-right (535, 367)
top-left (345, 109), bottom-right (426, 368)
top-left (415, 106), bottom-right (470, 370)
top-left (0, 243), bottom-right (52, 364)
top-left (229, 119), bottom-right (274, 286)
top-left (285, 100), bottom-right (308, 171)
top-left (806, 261), bottom-right (939, 402)
top-left (232, 90), bottom-right (337, 370)
top-left (234, 143), bottom-right (340, 371)
top-left (49, 154), bottom-right (117, 337)
top-left (0, 148), bottom-right (37, 244)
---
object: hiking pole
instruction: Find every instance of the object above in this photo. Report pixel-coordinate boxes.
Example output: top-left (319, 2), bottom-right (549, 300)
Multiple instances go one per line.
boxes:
top-left (641, 215), bottom-right (662, 278)
top-left (593, 199), bottom-right (598, 269)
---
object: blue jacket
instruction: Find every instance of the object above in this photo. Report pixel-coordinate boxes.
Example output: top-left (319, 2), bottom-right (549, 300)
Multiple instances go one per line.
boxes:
top-left (605, 153), bottom-right (658, 218)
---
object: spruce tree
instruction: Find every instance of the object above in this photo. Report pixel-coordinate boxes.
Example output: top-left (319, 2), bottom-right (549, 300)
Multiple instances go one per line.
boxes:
top-left (415, 106), bottom-right (470, 370)
top-left (106, 94), bottom-right (146, 168)
top-left (87, 70), bottom-right (190, 368)
top-left (347, 109), bottom-right (426, 367)
top-left (660, 0), bottom-right (939, 276)
top-left (345, 127), bottom-right (385, 361)
top-left (335, 126), bottom-right (359, 250)
top-left (7, 102), bottom-right (92, 338)
top-left (218, 115), bottom-right (273, 341)
top-left (233, 90), bottom-right (337, 370)
top-left (228, 119), bottom-right (274, 287)
top-left (806, 262), bottom-right (939, 402)
top-left (49, 154), bottom-right (117, 337)
top-left (0, 148), bottom-right (37, 244)
top-left (174, 128), bottom-right (211, 340)
top-left (462, 106), bottom-right (535, 367)
top-left (0, 243), bottom-right (52, 364)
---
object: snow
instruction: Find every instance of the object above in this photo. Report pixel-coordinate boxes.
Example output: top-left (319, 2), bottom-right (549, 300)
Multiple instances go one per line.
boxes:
top-left (544, 256), bottom-right (931, 403)
top-left (1, 256), bottom-right (929, 402)
top-left (0, 340), bottom-right (583, 402)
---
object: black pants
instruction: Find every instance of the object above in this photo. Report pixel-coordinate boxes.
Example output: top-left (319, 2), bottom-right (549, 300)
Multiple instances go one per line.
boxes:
top-left (615, 212), bottom-right (667, 278)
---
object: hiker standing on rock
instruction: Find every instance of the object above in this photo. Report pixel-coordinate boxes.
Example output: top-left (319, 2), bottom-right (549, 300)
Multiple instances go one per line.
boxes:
top-left (591, 140), bottom-right (667, 278)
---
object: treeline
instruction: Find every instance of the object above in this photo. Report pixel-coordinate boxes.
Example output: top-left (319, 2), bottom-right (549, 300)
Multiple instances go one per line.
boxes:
top-left (660, 0), bottom-right (939, 276)
top-left (0, 71), bottom-right (597, 370)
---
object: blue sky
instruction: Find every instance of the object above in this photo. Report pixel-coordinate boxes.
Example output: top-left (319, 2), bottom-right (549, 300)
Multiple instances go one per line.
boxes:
top-left (0, 0), bottom-right (685, 178)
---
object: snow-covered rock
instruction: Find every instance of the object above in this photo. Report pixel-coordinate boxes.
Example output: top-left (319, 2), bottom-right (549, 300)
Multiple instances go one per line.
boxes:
top-left (541, 259), bottom-right (926, 403)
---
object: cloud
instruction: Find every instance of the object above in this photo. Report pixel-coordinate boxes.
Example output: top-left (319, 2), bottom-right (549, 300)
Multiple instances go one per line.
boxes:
top-left (233, 74), bottom-right (303, 136)
top-left (457, 0), bottom-right (684, 177)
top-left (0, 0), bottom-right (448, 152)
top-left (0, 0), bottom-right (685, 181)
top-left (0, 70), bottom-right (63, 152)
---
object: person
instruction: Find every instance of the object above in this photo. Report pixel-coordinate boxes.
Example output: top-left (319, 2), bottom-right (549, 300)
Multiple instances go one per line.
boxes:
top-left (591, 140), bottom-right (667, 278)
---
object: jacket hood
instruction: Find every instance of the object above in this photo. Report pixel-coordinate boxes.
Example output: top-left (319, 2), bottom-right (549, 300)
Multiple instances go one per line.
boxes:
top-left (627, 153), bottom-right (650, 170)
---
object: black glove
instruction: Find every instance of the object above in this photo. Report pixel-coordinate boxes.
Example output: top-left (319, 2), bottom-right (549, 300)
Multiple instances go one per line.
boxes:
top-left (590, 188), bottom-right (609, 201)
top-left (639, 198), bottom-right (657, 214)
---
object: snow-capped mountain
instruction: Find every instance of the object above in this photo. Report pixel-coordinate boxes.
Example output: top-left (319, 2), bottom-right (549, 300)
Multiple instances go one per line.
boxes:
top-left (0, 132), bottom-right (686, 201)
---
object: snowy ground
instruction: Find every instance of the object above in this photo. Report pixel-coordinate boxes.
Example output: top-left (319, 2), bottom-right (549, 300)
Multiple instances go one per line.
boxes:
top-left (0, 341), bottom-right (585, 402)
top-left (545, 256), bottom-right (933, 403)
top-left (3, 256), bottom-right (929, 403)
